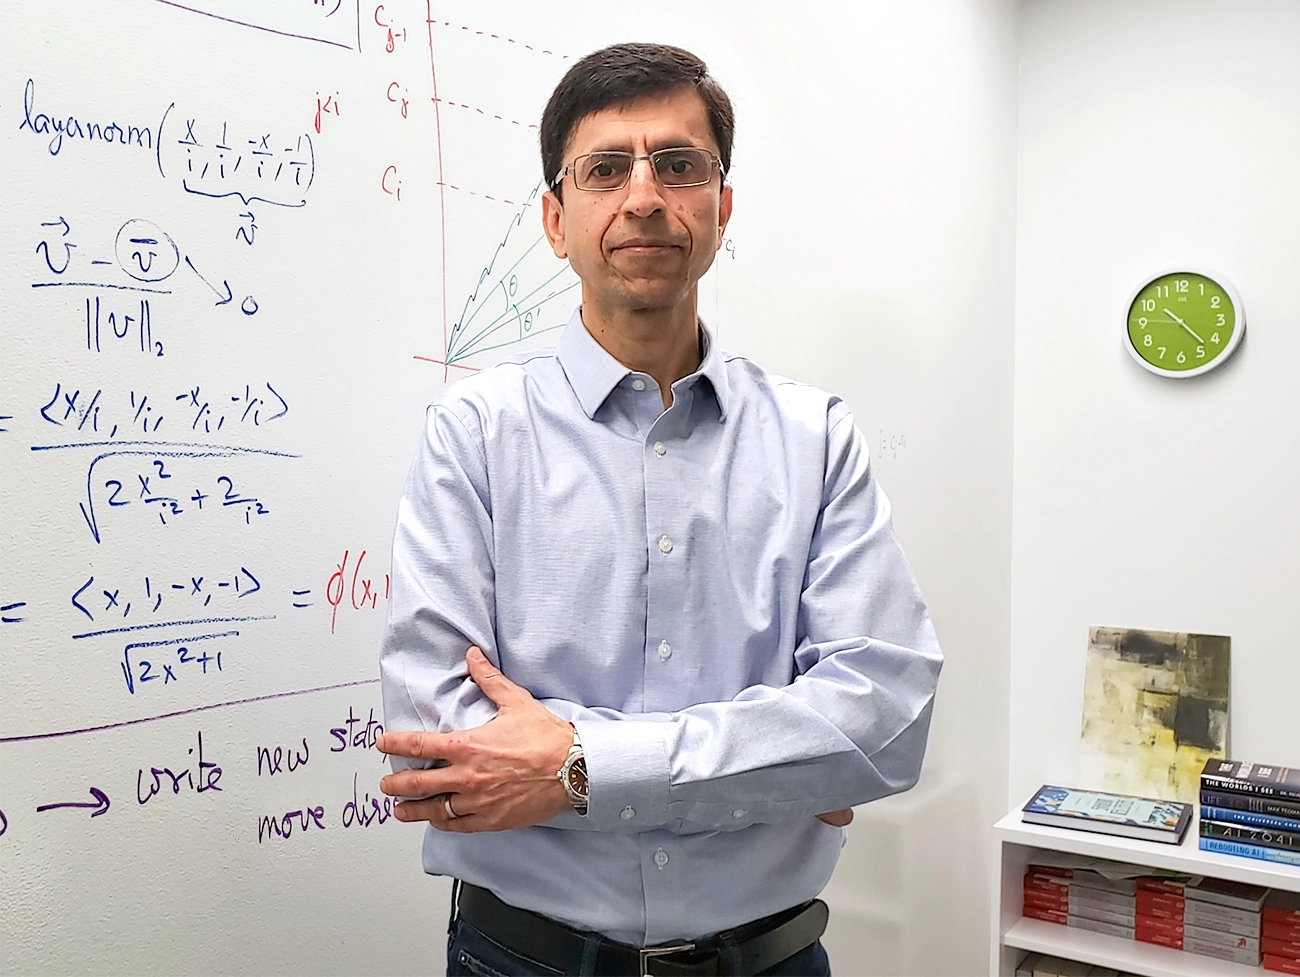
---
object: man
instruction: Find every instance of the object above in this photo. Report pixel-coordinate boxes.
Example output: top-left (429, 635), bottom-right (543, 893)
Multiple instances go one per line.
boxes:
top-left (378, 42), bottom-right (942, 977)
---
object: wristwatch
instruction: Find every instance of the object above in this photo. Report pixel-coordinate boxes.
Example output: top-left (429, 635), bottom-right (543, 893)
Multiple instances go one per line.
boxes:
top-left (557, 729), bottom-right (588, 816)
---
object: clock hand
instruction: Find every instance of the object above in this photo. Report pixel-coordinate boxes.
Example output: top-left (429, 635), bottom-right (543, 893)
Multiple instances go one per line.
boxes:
top-left (1163, 307), bottom-right (1206, 345)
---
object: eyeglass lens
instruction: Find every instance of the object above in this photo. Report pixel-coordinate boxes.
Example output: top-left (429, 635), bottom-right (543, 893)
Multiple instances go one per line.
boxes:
top-left (574, 148), bottom-right (713, 190)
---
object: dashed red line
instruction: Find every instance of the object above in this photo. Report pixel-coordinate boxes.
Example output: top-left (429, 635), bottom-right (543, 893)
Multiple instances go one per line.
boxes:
top-left (435, 98), bottom-right (538, 130)
top-left (428, 21), bottom-right (570, 59)
top-left (438, 182), bottom-right (535, 208)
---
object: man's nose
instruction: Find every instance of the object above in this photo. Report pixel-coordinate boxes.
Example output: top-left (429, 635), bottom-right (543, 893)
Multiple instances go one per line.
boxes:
top-left (622, 157), bottom-right (666, 216)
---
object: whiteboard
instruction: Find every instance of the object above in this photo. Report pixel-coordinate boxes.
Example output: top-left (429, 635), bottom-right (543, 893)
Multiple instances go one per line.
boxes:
top-left (1, 2), bottom-right (1020, 974)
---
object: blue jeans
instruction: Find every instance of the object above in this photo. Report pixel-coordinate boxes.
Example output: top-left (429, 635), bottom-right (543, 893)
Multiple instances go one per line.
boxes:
top-left (447, 917), bottom-right (831, 977)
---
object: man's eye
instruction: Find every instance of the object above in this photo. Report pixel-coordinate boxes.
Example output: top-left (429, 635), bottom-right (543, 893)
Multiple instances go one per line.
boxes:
top-left (668, 158), bottom-right (691, 174)
top-left (593, 162), bottom-right (615, 178)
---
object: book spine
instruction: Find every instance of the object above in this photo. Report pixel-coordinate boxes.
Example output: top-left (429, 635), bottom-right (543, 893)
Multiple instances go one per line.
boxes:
top-left (1200, 836), bottom-right (1300, 866)
top-left (1202, 805), bottom-right (1300, 833)
top-left (1202, 789), bottom-right (1300, 819)
top-left (1202, 819), bottom-right (1300, 851)
top-left (1203, 772), bottom-right (1300, 802)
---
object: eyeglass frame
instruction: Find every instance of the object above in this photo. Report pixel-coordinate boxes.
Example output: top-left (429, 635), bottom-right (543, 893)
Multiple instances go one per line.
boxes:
top-left (551, 146), bottom-right (726, 192)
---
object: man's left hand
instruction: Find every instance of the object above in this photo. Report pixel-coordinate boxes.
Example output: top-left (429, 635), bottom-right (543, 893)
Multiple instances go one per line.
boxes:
top-left (377, 646), bottom-right (574, 832)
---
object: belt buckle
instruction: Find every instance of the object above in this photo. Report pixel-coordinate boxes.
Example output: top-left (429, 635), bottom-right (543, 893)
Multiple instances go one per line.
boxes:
top-left (638, 942), bottom-right (696, 977)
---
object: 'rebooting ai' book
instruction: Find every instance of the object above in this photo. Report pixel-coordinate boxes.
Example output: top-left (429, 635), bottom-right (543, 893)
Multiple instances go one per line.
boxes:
top-left (1022, 786), bottom-right (1193, 844)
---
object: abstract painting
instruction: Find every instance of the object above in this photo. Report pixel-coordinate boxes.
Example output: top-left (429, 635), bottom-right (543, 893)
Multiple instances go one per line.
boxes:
top-left (1079, 626), bottom-right (1230, 803)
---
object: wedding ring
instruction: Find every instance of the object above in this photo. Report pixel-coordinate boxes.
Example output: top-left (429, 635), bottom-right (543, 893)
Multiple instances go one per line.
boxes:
top-left (443, 794), bottom-right (460, 819)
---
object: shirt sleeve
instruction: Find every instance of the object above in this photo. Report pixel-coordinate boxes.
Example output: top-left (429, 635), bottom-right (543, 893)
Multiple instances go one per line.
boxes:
top-left (380, 403), bottom-right (502, 777)
top-left (548, 406), bottom-right (943, 834)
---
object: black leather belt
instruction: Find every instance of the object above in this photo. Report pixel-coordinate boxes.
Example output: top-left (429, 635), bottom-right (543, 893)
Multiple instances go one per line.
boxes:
top-left (456, 881), bottom-right (828, 976)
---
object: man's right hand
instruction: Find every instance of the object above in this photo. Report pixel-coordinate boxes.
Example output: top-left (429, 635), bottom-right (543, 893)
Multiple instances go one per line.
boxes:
top-left (817, 809), bottom-right (853, 827)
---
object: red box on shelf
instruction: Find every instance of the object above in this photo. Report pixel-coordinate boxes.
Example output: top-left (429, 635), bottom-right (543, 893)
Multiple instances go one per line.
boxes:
top-left (1265, 953), bottom-right (1300, 975)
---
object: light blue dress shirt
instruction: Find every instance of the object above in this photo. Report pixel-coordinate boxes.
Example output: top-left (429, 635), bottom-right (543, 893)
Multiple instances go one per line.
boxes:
top-left (380, 308), bottom-right (942, 947)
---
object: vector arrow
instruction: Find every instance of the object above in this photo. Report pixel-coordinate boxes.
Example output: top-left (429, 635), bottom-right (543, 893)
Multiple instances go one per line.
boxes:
top-left (184, 255), bottom-right (233, 305)
top-left (36, 787), bottom-right (110, 818)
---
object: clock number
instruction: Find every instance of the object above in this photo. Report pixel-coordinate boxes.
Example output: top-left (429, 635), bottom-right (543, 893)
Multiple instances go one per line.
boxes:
top-left (1176, 279), bottom-right (1189, 293)
top-left (1210, 296), bottom-right (1221, 308)
top-left (1138, 316), bottom-right (1148, 328)
top-left (1176, 350), bottom-right (1187, 364)
top-left (1158, 346), bottom-right (1167, 359)
top-left (1154, 284), bottom-right (1169, 298)
top-left (1141, 299), bottom-right (1156, 312)
top-left (1216, 313), bottom-right (1226, 326)
top-left (1143, 334), bottom-right (1153, 347)
top-left (1199, 283), bottom-right (1205, 295)
top-left (1196, 345), bottom-right (1206, 359)
top-left (1211, 332), bottom-right (1220, 344)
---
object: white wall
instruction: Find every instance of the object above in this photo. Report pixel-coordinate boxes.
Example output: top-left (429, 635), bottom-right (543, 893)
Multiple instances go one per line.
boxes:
top-left (0, 2), bottom-right (1020, 975)
top-left (711, 3), bottom-right (1020, 973)
top-left (1010, 0), bottom-right (1300, 807)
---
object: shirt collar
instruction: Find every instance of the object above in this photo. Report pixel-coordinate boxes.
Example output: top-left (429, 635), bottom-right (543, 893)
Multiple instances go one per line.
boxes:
top-left (556, 306), bottom-right (732, 421)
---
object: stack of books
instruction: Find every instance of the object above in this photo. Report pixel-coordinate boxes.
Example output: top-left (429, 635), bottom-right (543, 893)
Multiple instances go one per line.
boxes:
top-left (1014, 952), bottom-right (1135, 976)
top-left (1022, 866), bottom-right (1136, 937)
top-left (1200, 759), bottom-right (1300, 867)
top-left (1131, 876), bottom-right (1267, 966)
top-left (1266, 891), bottom-right (1300, 974)
top-left (1022, 866), bottom-right (1271, 966)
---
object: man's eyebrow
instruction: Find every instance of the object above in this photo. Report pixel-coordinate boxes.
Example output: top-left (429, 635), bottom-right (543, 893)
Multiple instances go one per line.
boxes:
top-left (582, 138), bottom-right (708, 154)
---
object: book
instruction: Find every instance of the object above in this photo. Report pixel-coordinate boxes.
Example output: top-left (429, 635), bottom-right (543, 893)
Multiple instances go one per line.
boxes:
top-left (1265, 953), bottom-right (1300, 975)
top-left (1202, 759), bottom-right (1300, 802)
top-left (1202, 788), bottom-right (1300, 819)
top-left (1200, 836), bottom-right (1300, 866)
top-left (1202, 818), bottom-right (1300, 851)
top-left (1187, 876), bottom-right (1271, 911)
top-left (1202, 805), bottom-right (1300, 833)
top-left (1021, 786), bottom-right (1191, 843)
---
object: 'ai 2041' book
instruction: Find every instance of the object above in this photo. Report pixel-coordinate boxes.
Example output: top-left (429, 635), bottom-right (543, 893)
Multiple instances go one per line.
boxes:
top-left (1201, 818), bottom-right (1300, 851)
top-left (1022, 786), bottom-right (1192, 844)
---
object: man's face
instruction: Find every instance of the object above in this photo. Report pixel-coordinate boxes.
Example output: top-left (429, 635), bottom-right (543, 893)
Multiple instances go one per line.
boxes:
top-left (542, 88), bottom-right (733, 314)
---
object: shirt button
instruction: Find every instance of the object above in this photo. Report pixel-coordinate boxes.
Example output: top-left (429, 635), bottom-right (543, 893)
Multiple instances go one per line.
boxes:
top-left (658, 535), bottom-right (673, 555)
top-left (732, 809), bottom-right (746, 819)
top-left (632, 378), bottom-right (646, 391)
top-left (620, 806), bottom-right (636, 820)
top-left (658, 640), bottom-right (672, 661)
top-left (653, 441), bottom-right (666, 456)
top-left (654, 848), bottom-right (669, 870)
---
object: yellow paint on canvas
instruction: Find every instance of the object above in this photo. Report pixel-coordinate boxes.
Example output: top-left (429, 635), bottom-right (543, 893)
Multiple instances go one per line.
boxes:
top-left (1079, 629), bottom-right (1228, 803)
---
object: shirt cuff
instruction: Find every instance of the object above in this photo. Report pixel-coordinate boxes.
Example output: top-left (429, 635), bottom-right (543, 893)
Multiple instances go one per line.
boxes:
top-left (573, 718), bottom-right (670, 829)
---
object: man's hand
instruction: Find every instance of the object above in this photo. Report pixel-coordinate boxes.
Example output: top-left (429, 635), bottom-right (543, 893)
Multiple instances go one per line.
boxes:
top-left (377, 646), bottom-right (574, 832)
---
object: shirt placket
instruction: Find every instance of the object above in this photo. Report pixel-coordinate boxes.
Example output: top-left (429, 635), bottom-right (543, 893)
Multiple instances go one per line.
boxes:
top-left (636, 376), bottom-right (692, 943)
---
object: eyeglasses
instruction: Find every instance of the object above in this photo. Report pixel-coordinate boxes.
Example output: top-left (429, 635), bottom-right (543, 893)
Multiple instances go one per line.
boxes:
top-left (553, 147), bottom-right (724, 191)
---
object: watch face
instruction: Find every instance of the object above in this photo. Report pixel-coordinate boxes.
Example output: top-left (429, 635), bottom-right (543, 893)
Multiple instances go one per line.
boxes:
top-left (1126, 270), bottom-right (1244, 377)
top-left (566, 759), bottom-right (589, 799)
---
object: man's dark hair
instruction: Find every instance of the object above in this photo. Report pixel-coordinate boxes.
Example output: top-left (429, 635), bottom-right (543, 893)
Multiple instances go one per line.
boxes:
top-left (540, 42), bottom-right (735, 197)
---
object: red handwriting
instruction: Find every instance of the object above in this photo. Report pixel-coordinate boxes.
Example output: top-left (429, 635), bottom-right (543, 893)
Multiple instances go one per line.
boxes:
top-left (325, 549), bottom-right (389, 634)
top-left (381, 164), bottom-right (401, 201)
top-left (314, 91), bottom-right (340, 134)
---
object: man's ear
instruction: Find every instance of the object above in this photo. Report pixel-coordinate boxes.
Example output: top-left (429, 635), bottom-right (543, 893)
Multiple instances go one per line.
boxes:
top-left (541, 189), bottom-right (568, 259)
top-left (715, 183), bottom-right (733, 250)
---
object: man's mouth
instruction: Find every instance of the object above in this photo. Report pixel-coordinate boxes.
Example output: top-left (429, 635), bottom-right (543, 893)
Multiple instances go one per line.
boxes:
top-left (611, 238), bottom-right (681, 254)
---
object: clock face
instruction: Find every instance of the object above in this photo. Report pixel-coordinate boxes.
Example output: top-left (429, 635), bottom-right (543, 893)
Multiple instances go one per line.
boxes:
top-left (1126, 271), bottom-right (1244, 377)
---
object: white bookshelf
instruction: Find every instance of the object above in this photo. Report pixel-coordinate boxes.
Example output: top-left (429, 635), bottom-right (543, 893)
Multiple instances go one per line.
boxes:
top-left (992, 799), bottom-right (1300, 976)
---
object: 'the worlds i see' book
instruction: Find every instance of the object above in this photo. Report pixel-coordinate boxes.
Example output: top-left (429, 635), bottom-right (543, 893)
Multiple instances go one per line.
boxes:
top-left (1022, 786), bottom-right (1193, 844)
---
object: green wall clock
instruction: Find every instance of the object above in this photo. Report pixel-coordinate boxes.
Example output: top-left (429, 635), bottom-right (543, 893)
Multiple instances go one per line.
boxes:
top-left (1125, 269), bottom-right (1245, 377)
